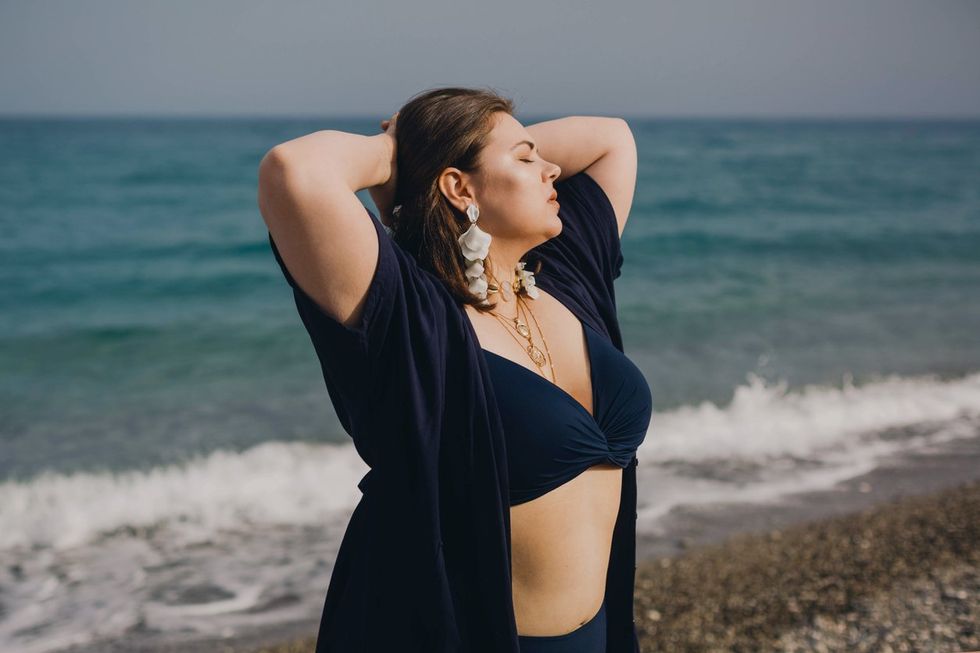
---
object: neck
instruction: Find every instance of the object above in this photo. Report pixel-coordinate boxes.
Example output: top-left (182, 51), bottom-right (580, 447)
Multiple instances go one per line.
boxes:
top-left (485, 244), bottom-right (528, 317)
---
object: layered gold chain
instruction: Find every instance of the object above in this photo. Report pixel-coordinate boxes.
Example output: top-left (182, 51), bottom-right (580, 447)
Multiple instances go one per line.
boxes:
top-left (485, 269), bottom-right (557, 382)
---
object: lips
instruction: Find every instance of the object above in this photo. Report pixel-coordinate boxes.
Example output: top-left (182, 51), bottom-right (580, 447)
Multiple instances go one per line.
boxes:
top-left (547, 190), bottom-right (558, 202)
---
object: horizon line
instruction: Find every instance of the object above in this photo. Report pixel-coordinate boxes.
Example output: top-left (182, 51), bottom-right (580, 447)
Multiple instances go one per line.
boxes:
top-left (1, 112), bottom-right (979, 122)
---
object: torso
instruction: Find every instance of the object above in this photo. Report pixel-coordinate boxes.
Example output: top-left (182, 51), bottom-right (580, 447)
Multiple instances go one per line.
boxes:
top-left (464, 289), bottom-right (622, 637)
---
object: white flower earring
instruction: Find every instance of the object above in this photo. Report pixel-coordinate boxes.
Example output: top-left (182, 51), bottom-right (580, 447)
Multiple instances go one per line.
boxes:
top-left (457, 202), bottom-right (540, 304)
top-left (458, 202), bottom-right (493, 305)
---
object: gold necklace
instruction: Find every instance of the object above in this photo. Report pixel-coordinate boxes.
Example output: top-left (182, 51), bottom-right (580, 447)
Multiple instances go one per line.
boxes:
top-left (520, 296), bottom-right (557, 381)
top-left (488, 290), bottom-right (557, 383)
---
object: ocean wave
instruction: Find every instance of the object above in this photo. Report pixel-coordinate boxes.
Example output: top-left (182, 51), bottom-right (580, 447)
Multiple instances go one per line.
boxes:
top-left (643, 370), bottom-right (980, 462)
top-left (0, 441), bottom-right (368, 551)
top-left (3, 371), bottom-right (978, 553)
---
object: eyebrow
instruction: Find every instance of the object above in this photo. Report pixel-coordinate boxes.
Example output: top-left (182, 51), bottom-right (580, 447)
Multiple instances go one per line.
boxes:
top-left (510, 140), bottom-right (536, 152)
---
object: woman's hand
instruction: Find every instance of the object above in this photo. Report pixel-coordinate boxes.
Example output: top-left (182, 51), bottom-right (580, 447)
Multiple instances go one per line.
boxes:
top-left (369, 111), bottom-right (399, 228)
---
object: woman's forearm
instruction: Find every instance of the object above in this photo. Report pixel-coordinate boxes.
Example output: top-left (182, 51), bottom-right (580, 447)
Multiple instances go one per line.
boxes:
top-left (271, 129), bottom-right (393, 194)
top-left (525, 116), bottom-right (627, 182)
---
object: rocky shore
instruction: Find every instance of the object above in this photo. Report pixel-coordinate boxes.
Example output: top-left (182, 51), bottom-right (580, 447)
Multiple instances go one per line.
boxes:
top-left (632, 479), bottom-right (979, 652)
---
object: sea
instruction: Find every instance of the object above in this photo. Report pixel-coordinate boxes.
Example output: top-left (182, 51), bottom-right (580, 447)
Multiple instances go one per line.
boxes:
top-left (1, 116), bottom-right (979, 652)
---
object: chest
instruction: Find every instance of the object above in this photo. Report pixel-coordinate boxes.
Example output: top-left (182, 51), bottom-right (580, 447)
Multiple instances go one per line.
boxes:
top-left (464, 291), bottom-right (594, 417)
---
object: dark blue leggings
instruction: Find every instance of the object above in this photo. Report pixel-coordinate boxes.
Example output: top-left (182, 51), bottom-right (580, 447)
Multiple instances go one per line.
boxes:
top-left (517, 600), bottom-right (606, 652)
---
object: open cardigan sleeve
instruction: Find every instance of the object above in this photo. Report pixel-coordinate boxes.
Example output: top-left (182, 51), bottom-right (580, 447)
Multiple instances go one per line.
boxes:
top-left (268, 206), bottom-right (399, 364)
top-left (555, 169), bottom-right (624, 282)
top-left (267, 205), bottom-right (442, 472)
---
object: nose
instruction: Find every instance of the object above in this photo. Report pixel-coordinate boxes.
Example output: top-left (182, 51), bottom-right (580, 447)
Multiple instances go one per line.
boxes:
top-left (546, 161), bottom-right (561, 181)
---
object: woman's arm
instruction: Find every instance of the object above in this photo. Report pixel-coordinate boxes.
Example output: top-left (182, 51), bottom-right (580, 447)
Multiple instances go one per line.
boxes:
top-left (257, 129), bottom-right (395, 330)
top-left (264, 129), bottom-right (393, 194)
top-left (526, 116), bottom-right (637, 237)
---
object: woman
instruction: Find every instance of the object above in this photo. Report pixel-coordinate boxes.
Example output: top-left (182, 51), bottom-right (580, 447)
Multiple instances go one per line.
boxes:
top-left (259, 87), bottom-right (651, 653)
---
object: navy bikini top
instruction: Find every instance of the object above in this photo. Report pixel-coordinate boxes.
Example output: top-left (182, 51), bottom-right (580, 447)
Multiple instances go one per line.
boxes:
top-left (483, 318), bottom-right (653, 506)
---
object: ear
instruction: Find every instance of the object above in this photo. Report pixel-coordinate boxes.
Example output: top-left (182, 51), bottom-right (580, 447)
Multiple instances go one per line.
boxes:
top-left (437, 167), bottom-right (475, 212)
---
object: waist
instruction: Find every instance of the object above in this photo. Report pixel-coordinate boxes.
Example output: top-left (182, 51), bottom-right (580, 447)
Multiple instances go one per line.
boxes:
top-left (509, 463), bottom-right (621, 635)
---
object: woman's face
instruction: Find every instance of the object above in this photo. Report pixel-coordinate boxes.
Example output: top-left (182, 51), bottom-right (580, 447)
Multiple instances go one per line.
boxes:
top-left (442, 112), bottom-right (563, 245)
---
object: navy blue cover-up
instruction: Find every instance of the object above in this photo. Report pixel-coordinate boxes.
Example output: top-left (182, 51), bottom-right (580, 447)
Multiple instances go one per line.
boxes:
top-left (267, 170), bottom-right (642, 652)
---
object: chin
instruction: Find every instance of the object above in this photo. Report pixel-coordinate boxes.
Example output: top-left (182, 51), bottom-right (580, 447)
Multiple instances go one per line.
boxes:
top-left (545, 214), bottom-right (563, 239)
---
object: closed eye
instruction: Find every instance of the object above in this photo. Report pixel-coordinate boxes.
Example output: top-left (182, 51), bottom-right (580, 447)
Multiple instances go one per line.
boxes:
top-left (521, 159), bottom-right (534, 163)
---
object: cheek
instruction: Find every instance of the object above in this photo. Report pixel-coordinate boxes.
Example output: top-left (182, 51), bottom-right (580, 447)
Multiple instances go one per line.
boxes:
top-left (499, 170), bottom-right (539, 202)
top-left (485, 167), bottom-right (549, 229)
top-left (494, 165), bottom-right (530, 190)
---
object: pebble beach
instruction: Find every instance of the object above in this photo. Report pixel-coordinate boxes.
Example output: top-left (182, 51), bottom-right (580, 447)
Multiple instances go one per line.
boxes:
top-left (632, 479), bottom-right (979, 652)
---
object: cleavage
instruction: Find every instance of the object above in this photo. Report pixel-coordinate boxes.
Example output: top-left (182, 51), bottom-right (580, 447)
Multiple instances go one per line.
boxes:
top-left (483, 320), bottom-right (595, 420)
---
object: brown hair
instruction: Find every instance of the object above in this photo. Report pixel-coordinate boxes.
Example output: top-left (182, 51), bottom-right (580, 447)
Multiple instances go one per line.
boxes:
top-left (388, 85), bottom-right (522, 314)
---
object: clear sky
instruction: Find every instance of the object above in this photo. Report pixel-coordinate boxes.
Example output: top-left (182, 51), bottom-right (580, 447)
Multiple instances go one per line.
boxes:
top-left (1, 0), bottom-right (978, 118)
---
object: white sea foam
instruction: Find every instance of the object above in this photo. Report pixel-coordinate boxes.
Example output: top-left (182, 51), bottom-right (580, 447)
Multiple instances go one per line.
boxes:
top-left (0, 440), bottom-right (369, 551)
top-left (2, 370), bottom-right (979, 554)
top-left (641, 370), bottom-right (980, 463)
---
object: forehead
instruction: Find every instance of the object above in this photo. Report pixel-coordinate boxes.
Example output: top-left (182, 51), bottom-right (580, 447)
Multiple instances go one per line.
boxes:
top-left (488, 113), bottom-right (530, 150)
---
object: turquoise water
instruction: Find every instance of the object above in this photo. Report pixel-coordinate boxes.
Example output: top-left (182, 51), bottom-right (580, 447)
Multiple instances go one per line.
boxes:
top-left (1, 117), bottom-right (979, 482)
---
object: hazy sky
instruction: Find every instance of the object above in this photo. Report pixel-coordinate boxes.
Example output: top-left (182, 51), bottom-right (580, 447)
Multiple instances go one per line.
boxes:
top-left (1, 0), bottom-right (978, 118)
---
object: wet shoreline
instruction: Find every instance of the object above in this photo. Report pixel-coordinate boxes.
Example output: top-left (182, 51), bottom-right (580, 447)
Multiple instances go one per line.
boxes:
top-left (54, 436), bottom-right (980, 653)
